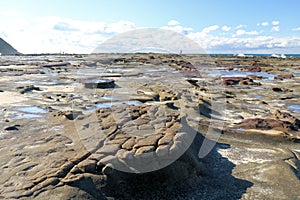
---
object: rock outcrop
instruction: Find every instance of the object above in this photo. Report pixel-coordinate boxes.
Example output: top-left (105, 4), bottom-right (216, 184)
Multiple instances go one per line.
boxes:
top-left (0, 38), bottom-right (19, 55)
top-left (1, 53), bottom-right (300, 199)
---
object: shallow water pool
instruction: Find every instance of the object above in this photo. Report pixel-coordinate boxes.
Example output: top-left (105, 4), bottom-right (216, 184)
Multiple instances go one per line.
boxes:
top-left (88, 100), bottom-right (142, 111)
top-left (16, 106), bottom-right (47, 114)
top-left (287, 104), bottom-right (300, 113)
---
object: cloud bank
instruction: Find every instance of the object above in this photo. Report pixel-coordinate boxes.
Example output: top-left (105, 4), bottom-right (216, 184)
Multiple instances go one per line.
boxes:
top-left (0, 15), bottom-right (299, 54)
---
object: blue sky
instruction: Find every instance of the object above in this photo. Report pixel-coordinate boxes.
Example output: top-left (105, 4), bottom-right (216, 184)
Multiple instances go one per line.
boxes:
top-left (1, 0), bottom-right (300, 53)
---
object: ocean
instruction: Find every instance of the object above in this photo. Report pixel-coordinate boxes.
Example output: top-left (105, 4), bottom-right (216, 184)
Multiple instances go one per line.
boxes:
top-left (209, 54), bottom-right (300, 58)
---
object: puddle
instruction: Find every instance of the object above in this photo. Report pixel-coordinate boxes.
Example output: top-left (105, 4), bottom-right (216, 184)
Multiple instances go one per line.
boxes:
top-left (293, 72), bottom-right (300, 77)
top-left (252, 95), bottom-right (263, 99)
top-left (76, 68), bottom-right (122, 77)
top-left (108, 67), bottom-right (136, 73)
top-left (95, 100), bottom-right (141, 108)
top-left (29, 75), bottom-right (51, 79)
top-left (215, 58), bottom-right (237, 61)
top-left (38, 81), bottom-right (60, 85)
top-left (232, 128), bottom-right (246, 131)
top-left (16, 106), bottom-right (47, 114)
top-left (88, 100), bottom-right (142, 111)
top-left (287, 104), bottom-right (300, 113)
top-left (100, 95), bottom-right (120, 100)
top-left (10, 106), bottom-right (47, 119)
top-left (46, 73), bottom-right (59, 77)
top-left (10, 113), bottom-right (44, 119)
top-left (17, 79), bottom-right (60, 85)
top-left (219, 71), bottom-right (276, 80)
top-left (76, 68), bottom-right (105, 75)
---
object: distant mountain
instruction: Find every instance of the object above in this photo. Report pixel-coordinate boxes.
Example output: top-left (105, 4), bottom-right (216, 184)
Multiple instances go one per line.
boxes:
top-left (0, 38), bottom-right (19, 55)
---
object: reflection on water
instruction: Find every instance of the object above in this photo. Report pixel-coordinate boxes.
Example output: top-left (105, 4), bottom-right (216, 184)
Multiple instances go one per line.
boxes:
top-left (88, 100), bottom-right (142, 111)
top-left (11, 113), bottom-right (44, 119)
top-left (100, 95), bottom-right (121, 100)
top-left (252, 95), bottom-right (263, 99)
top-left (9, 106), bottom-right (48, 119)
top-left (219, 71), bottom-right (276, 80)
top-left (16, 106), bottom-right (47, 114)
top-left (287, 104), bottom-right (300, 113)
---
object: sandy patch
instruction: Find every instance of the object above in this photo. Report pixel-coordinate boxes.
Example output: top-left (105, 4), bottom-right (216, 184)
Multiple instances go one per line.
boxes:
top-left (39, 85), bottom-right (75, 93)
top-left (0, 92), bottom-right (26, 105)
top-left (246, 129), bottom-right (284, 136)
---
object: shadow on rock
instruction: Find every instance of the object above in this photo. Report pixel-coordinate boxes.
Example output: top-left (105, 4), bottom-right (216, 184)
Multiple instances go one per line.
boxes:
top-left (100, 135), bottom-right (253, 200)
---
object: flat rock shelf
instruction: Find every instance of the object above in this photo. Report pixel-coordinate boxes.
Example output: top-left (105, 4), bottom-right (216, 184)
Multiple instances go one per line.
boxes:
top-left (0, 53), bottom-right (300, 199)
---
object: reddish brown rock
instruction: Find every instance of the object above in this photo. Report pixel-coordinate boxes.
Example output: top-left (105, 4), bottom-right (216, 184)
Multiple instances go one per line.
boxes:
top-left (237, 118), bottom-right (298, 132)
top-left (221, 77), bottom-right (260, 86)
top-left (274, 74), bottom-right (294, 80)
top-left (247, 75), bottom-right (263, 80)
top-left (273, 110), bottom-right (300, 129)
top-left (221, 77), bottom-right (245, 86)
top-left (244, 65), bottom-right (261, 72)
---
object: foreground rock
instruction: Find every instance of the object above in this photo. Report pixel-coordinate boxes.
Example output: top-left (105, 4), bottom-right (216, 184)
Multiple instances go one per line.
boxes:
top-left (0, 53), bottom-right (300, 199)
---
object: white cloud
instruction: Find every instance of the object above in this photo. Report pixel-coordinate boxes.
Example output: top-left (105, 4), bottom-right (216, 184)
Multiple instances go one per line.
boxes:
top-left (1, 15), bottom-right (299, 54)
top-left (202, 25), bottom-right (219, 34)
top-left (235, 24), bottom-right (247, 29)
top-left (261, 22), bottom-right (269, 26)
top-left (272, 20), bottom-right (280, 26)
top-left (271, 26), bottom-right (280, 32)
top-left (104, 21), bottom-right (136, 33)
top-left (221, 26), bottom-right (231, 31)
top-left (0, 16), bottom-right (136, 53)
top-left (162, 20), bottom-right (193, 35)
top-left (233, 29), bottom-right (259, 37)
top-left (0, 11), bottom-right (20, 17)
top-left (187, 32), bottom-right (300, 53)
top-left (161, 25), bottom-right (193, 35)
top-left (167, 20), bottom-right (180, 26)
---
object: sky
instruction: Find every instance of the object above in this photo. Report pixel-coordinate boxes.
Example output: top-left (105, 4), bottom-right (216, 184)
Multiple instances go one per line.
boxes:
top-left (0, 0), bottom-right (300, 54)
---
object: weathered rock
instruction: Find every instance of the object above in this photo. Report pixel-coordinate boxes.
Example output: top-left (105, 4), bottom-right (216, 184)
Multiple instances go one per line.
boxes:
top-left (244, 65), bottom-right (261, 72)
top-left (158, 134), bottom-right (174, 145)
top-left (1, 53), bottom-right (300, 199)
top-left (237, 118), bottom-right (298, 132)
top-left (121, 138), bottom-right (136, 150)
top-left (78, 78), bottom-right (115, 89)
top-left (275, 74), bottom-right (294, 80)
top-left (17, 85), bottom-right (41, 94)
top-left (221, 77), bottom-right (260, 86)
top-left (273, 110), bottom-right (300, 129)
top-left (135, 145), bottom-right (155, 155)
top-left (133, 134), bottom-right (163, 149)
top-left (77, 159), bottom-right (97, 173)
